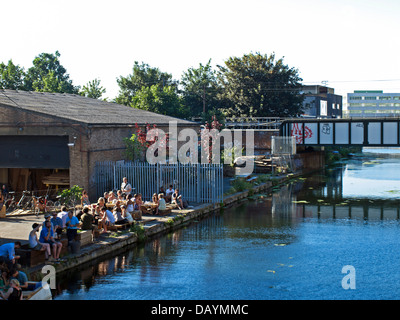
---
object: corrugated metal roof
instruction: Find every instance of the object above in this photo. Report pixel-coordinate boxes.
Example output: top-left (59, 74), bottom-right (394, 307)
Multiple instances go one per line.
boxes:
top-left (0, 89), bottom-right (197, 126)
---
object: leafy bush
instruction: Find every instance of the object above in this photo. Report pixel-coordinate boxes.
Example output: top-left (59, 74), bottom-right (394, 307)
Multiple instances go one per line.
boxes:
top-left (58, 185), bottom-right (83, 208)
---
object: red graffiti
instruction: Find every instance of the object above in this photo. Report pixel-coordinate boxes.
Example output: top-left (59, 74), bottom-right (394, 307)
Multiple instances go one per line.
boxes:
top-left (291, 123), bottom-right (313, 144)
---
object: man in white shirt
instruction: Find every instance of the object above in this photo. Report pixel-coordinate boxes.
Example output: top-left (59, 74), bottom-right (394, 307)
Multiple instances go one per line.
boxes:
top-left (57, 206), bottom-right (69, 227)
top-left (121, 177), bottom-right (132, 195)
top-left (165, 185), bottom-right (174, 203)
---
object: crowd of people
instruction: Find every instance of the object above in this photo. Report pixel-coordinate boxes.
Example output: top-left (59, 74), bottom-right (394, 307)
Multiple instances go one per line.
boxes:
top-left (82, 177), bottom-right (191, 232)
top-left (0, 177), bottom-right (192, 299)
top-left (0, 242), bottom-right (42, 300)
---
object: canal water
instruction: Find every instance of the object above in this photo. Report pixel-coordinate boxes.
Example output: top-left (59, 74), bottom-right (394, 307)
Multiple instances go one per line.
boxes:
top-left (54, 150), bottom-right (400, 300)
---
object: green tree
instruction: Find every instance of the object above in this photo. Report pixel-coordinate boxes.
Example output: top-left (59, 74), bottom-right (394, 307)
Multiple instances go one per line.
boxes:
top-left (180, 59), bottom-right (223, 120)
top-left (0, 60), bottom-right (26, 90)
top-left (123, 133), bottom-right (144, 161)
top-left (116, 61), bottom-right (174, 106)
top-left (24, 51), bottom-right (79, 94)
top-left (131, 84), bottom-right (187, 118)
top-left (217, 52), bottom-right (304, 117)
top-left (58, 185), bottom-right (83, 210)
top-left (80, 78), bottom-right (106, 99)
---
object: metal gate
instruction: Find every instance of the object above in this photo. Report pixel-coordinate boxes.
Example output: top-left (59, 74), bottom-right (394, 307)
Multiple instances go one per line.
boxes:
top-left (94, 161), bottom-right (224, 204)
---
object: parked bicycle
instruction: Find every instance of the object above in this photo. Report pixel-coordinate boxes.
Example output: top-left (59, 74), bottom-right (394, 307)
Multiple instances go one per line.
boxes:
top-left (4, 190), bottom-right (35, 214)
top-left (33, 194), bottom-right (56, 216)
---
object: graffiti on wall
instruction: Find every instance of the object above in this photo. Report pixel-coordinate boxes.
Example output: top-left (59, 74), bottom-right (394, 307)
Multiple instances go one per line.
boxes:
top-left (291, 123), bottom-right (313, 144)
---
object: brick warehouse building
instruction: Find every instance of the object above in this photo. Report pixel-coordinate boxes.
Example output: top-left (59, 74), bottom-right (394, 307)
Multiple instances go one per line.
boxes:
top-left (0, 89), bottom-right (199, 200)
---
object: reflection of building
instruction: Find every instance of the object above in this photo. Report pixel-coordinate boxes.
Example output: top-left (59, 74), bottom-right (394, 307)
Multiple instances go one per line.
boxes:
top-left (301, 85), bottom-right (342, 118)
top-left (347, 90), bottom-right (400, 117)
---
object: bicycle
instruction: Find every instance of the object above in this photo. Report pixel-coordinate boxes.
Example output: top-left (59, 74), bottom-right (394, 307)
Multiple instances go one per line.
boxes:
top-left (5, 190), bottom-right (35, 214)
top-left (4, 191), bottom-right (16, 213)
top-left (33, 187), bottom-right (58, 216)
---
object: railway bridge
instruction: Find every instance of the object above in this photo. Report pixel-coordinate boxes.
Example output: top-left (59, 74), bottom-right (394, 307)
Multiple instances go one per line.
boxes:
top-left (280, 118), bottom-right (400, 147)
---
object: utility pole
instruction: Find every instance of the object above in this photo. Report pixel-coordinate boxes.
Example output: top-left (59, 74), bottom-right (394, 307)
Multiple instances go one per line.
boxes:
top-left (203, 84), bottom-right (206, 114)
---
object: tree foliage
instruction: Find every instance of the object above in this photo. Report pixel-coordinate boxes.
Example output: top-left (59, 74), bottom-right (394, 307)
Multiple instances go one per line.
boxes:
top-left (217, 52), bottom-right (304, 117)
top-left (115, 61), bottom-right (174, 106)
top-left (0, 51), bottom-right (80, 94)
top-left (24, 51), bottom-right (79, 94)
top-left (1, 51), bottom-right (306, 120)
top-left (180, 59), bottom-right (223, 120)
top-left (131, 84), bottom-right (187, 119)
top-left (80, 78), bottom-right (106, 99)
top-left (0, 60), bottom-right (26, 90)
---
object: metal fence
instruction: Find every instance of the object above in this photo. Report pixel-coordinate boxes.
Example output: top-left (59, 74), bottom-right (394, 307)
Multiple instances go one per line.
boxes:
top-left (94, 161), bottom-right (224, 204)
top-left (271, 136), bottom-right (296, 155)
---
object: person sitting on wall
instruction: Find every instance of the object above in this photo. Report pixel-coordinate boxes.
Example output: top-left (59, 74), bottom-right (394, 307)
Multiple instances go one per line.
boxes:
top-left (103, 192), bottom-right (109, 204)
top-left (80, 206), bottom-right (95, 231)
top-left (136, 194), bottom-right (148, 214)
top-left (113, 207), bottom-right (128, 225)
top-left (121, 204), bottom-right (134, 223)
top-left (50, 212), bottom-right (64, 240)
top-left (171, 188), bottom-right (186, 210)
top-left (108, 191), bottom-right (117, 203)
top-left (29, 223), bottom-right (51, 260)
top-left (0, 278), bottom-right (22, 300)
top-left (152, 193), bottom-right (159, 205)
top-left (165, 185), bottom-right (174, 203)
top-left (0, 242), bottom-right (21, 270)
top-left (158, 186), bottom-right (166, 198)
top-left (39, 221), bottom-right (62, 262)
top-left (91, 204), bottom-right (102, 227)
top-left (116, 190), bottom-right (125, 202)
top-left (126, 194), bottom-right (134, 214)
top-left (156, 193), bottom-right (167, 215)
top-left (9, 265), bottom-right (41, 291)
top-left (99, 206), bottom-right (115, 234)
top-left (114, 200), bottom-right (122, 214)
top-left (97, 197), bottom-right (106, 210)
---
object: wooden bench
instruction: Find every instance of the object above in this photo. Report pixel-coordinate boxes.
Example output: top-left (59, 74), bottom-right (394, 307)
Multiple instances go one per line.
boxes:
top-left (115, 221), bottom-right (135, 230)
top-left (15, 244), bottom-right (46, 267)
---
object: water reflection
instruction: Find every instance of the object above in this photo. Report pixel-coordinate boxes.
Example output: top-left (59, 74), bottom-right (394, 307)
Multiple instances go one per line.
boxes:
top-left (54, 154), bottom-right (400, 300)
top-left (290, 158), bottom-right (400, 220)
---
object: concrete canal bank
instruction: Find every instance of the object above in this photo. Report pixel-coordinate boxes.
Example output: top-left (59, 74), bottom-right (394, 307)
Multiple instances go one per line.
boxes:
top-left (24, 171), bottom-right (312, 282)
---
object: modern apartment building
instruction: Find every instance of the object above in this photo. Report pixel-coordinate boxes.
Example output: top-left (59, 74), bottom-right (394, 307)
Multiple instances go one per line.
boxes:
top-left (347, 90), bottom-right (400, 117)
top-left (301, 85), bottom-right (342, 118)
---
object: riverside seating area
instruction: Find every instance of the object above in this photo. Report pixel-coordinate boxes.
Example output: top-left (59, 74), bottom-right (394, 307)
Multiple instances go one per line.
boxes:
top-left (0, 171), bottom-right (301, 295)
top-left (0, 188), bottom-right (192, 269)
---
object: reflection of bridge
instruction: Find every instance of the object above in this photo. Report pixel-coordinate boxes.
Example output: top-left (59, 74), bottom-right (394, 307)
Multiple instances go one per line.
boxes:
top-left (280, 118), bottom-right (400, 147)
top-left (294, 164), bottom-right (400, 220)
top-left (297, 198), bottom-right (400, 220)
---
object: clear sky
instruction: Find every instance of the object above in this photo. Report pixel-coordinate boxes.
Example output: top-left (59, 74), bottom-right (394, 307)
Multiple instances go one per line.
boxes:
top-left (1, 0), bottom-right (400, 102)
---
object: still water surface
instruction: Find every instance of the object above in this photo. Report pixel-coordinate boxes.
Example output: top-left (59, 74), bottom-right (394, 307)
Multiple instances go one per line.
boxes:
top-left (55, 152), bottom-right (400, 300)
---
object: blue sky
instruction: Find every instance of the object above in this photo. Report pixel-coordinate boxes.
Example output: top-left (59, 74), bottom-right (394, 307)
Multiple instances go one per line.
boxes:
top-left (1, 0), bottom-right (400, 101)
